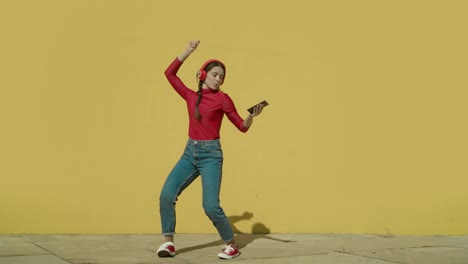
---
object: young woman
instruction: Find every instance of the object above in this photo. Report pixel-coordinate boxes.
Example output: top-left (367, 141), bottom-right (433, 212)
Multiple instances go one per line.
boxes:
top-left (156, 40), bottom-right (264, 260)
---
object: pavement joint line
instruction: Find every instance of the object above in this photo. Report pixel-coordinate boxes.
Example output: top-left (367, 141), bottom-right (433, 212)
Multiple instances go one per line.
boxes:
top-left (408, 245), bottom-right (459, 248)
top-left (0, 254), bottom-right (50, 258)
top-left (409, 245), bottom-right (468, 250)
top-left (225, 252), bottom-right (333, 262)
top-left (451, 245), bottom-right (468, 249)
top-left (332, 250), bottom-right (407, 264)
top-left (32, 242), bottom-right (74, 264)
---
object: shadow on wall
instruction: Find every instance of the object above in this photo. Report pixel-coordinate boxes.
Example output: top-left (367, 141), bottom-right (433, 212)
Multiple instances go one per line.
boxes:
top-left (230, 211), bottom-right (261, 233)
top-left (229, 212), bottom-right (294, 249)
top-left (177, 211), bottom-right (294, 254)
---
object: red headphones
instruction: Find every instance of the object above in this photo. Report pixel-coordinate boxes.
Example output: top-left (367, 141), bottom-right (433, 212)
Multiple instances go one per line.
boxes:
top-left (197, 59), bottom-right (226, 84)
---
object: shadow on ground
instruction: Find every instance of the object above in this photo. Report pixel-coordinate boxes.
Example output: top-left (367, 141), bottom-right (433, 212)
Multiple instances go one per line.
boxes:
top-left (177, 212), bottom-right (294, 254)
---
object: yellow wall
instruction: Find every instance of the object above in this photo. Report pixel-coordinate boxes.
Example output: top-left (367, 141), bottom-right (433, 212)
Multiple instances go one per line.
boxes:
top-left (1, 0), bottom-right (467, 235)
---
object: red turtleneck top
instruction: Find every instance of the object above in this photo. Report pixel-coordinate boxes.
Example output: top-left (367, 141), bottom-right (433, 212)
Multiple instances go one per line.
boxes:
top-left (164, 58), bottom-right (249, 140)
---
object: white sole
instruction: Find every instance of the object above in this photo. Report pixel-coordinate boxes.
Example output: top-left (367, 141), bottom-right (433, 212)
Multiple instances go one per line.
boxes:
top-left (218, 252), bottom-right (240, 259)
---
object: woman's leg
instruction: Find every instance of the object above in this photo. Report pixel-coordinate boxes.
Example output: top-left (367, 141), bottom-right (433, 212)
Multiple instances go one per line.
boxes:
top-left (198, 145), bottom-right (235, 244)
top-left (159, 154), bottom-right (199, 237)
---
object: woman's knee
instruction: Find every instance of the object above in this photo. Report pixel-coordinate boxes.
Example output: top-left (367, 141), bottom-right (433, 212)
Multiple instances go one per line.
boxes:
top-left (203, 204), bottom-right (223, 219)
top-left (159, 190), bottom-right (176, 206)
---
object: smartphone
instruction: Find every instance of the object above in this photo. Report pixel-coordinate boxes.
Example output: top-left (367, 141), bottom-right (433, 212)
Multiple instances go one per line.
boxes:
top-left (247, 100), bottom-right (269, 114)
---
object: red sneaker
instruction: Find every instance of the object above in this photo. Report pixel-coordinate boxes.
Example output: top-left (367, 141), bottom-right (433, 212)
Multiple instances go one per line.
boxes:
top-left (217, 245), bottom-right (241, 259)
top-left (157, 242), bottom-right (176, 257)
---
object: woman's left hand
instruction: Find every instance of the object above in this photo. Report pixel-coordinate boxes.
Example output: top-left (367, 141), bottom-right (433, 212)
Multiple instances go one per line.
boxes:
top-left (243, 104), bottom-right (263, 128)
top-left (250, 104), bottom-right (264, 117)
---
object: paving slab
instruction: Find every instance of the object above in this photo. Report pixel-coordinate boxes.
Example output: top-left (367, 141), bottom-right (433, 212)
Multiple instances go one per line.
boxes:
top-left (0, 243), bottom-right (49, 257)
top-left (0, 255), bottom-right (71, 264)
top-left (0, 234), bottom-right (466, 264)
top-left (202, 252), bottom-right (400, 264)
top-left (0, 235), bottom-right (57, 244)
top-left (35, 239), bottom-right (158, 264)
top-left (355, 246), bottom-right (468, 264)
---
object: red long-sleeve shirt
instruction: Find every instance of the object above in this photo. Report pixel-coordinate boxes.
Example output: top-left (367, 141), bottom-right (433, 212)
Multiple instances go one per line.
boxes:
top-left (164, 58), bottom-right (249, 140)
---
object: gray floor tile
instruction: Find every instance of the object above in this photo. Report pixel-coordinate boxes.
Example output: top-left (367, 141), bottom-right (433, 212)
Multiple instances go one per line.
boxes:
top-left (0, 235), bottom-right (57, 244)
top-left (0, 255), bottom-right (71, 264)
top-left (1, 234), bottom-right (466, 264)
top-left (0, 243), bottom-right (48, 257)
top-left (34, 240), bottom-right (161, 264)
top-left (0, 236), bottom-right (31, 244)
top-left (202, 252), bottom-right (399, 264)
top-left (355, 246), bottom-right (468, 264)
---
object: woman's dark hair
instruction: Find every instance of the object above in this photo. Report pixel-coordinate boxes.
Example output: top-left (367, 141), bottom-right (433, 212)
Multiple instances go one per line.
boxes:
top-left (195, 61), bottom-right (226, 120)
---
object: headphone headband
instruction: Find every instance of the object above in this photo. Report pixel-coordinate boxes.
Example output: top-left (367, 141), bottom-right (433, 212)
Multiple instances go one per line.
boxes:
top-left (198, 59), bottom-right (226, 84)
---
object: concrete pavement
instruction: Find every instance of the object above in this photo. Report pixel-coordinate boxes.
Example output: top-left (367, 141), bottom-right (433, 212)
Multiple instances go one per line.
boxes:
top-left (1, 233), bottom-right (467, 263)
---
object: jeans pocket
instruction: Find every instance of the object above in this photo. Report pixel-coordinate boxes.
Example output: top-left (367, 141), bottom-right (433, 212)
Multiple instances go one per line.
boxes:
top-left (204, 144), bottom-right (221, 152)
top-left (203, 144), bottom-right (223, 159)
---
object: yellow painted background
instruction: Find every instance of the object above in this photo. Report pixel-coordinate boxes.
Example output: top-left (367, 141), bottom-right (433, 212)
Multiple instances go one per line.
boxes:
top-left (1, 1), bottom-right (467, 235)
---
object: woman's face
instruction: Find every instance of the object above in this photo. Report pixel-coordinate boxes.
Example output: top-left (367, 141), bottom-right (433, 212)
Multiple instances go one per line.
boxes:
top-left (203, 66), bottom-right (225, 90)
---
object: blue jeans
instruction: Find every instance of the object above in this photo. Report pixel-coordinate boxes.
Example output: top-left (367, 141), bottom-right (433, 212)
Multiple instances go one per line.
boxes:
top-left (159, 138), bottom-right (234, 242)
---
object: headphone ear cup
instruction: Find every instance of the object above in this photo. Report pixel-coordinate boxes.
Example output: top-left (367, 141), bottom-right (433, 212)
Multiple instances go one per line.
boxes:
top-left (199, 70), bottom-right (207, 81)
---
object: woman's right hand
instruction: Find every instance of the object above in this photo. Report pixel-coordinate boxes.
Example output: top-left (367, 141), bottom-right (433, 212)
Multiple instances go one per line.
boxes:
top-left (178, 40), bottom-right (200, 62)
top-left (186, 40), bottom-right (200, 53)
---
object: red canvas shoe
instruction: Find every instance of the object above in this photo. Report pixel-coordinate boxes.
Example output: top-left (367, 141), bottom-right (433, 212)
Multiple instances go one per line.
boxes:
top-left (157, 241), bottom-right (176, 257)
top-left (217, 245), bottom-right (241, 259)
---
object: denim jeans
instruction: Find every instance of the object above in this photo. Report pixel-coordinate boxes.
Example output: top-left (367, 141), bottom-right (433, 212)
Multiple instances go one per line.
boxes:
top-left (159, 138), bottom-right (234, 242)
